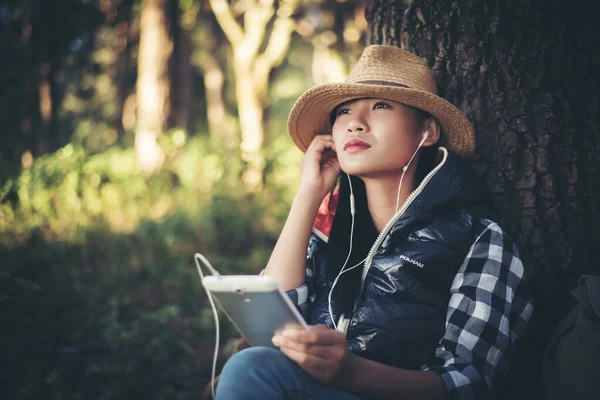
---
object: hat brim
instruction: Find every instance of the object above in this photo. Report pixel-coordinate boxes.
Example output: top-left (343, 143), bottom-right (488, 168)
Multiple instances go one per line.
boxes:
top-left (287, 83), bottom-right (475, 157)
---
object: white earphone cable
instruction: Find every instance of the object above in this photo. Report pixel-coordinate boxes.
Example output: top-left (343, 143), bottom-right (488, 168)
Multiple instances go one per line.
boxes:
top-left (197, 131), bottom-right (429, 393)
top-left (328, 173), bottom-right (362, 330)
top-left (395, 131), bottom-right (429, 212)
top-left (194, 253), bottom-right (220, 400)
top-left (330, 131), bottom-right (429, 328)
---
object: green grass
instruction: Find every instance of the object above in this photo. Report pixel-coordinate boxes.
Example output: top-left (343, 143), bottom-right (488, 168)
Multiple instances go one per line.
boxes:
top-left (0, 133), bottom-right (300, 399)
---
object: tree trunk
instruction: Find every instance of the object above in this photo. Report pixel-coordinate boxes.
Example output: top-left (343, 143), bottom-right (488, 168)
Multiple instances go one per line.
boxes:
top-left (32, 0), bottom-right (64, 154)
top-left (190, 5), bottom-right (238, 184)
top-left (135, 0), bottom-right (175, 173)
top-left (115, 0), bottom-right (135, 135)
top-left (18, 4), bottom-right (37, 158)
top-left (209, 0), bottom-right (298, 191)
top-left (38, 61), bottom-right (61, 155)
top-left (234, 59), bottom-right (266, 191)
top-left (171, 24), bottom-right (192, 130)
top-left (311, 32), bottom-right (347, 86)
top-left (366, 1), bottom-right (600, 399)
top-left (192, 19), bottom-right (240, 187)
top-left (166, 0), bottom-right (190, 130)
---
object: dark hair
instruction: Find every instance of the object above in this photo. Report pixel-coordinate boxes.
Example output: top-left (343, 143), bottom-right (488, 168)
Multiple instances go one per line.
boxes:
top-left (325, 105), bottom-right (439, 314)
top-left (325, 175), bottom-right (375, 314)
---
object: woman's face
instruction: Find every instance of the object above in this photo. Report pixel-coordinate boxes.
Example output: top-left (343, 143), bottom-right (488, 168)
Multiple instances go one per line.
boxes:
top-left (331, 98), bottom-right (425, 178)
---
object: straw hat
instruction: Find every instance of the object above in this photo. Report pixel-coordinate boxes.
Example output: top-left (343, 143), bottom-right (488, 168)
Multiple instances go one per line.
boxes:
top-left (287, 45), bottom-right (475, 157)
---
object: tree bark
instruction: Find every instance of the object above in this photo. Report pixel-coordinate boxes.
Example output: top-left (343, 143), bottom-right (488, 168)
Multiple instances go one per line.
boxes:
top-left (366, 1), bottom-right (600, 399)
top-left (135, 0), bottom-right (175, 173)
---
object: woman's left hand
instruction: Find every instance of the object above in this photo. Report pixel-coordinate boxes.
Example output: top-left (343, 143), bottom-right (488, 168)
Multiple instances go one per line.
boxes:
top-left (272, 325), bottom-right (359, 386)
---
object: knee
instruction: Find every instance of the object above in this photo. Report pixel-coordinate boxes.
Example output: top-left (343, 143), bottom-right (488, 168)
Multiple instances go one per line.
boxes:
top-left (222, 347), bottom-right (279, 374)
top-left (216, 347), bottom-right (285, 398)
top-left (220, 347), bottom-right (281, 380)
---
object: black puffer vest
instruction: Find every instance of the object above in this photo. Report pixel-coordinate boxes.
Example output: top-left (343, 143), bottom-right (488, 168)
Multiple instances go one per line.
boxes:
top-left (306, 149), bottom-right (493, 370)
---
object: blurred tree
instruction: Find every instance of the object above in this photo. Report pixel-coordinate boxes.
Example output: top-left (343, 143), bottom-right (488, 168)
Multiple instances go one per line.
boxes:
top-left (0, 0), bottom-right (104, 178)
top-left (366, 1), bottom-right (600, 399)
top-left (294, 1), bottom-right (367, 86)
top-left (169, 0), bottom-right (194, 131)
top-left (113, 0), bottom-right (136, 133)
top-left (191, 5), bottom-right (239, 186)
top-left (135, 0), bottom-right (177, 173)
top-left (209, 0), bottom-right (299, 191)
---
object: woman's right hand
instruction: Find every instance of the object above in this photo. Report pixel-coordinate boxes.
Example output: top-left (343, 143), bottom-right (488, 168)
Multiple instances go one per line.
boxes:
top-left (299, 134), bottom-right (342, 201)
top-left (264, 135), bottom-right (340, 289)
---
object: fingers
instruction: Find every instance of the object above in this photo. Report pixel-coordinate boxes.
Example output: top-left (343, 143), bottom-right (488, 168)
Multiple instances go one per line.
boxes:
top-left (305, 135), bottom-right (337, 159)
top-left (273, 324), bottom-right (349, 384)
top-left (271, 326), bottom-right (344, 358)
top-left (312, 324), bottom-right (330, 330)
top-left (299, 135), bottom-right (341, 197)
top-left (322, 157), bottom-right (342, 181)
top-left (274, 336), bottom-right (344, 359)
top-left (307, 134), bottom-right (335, 149)
top-left (278, 344), bottom-right (322, 364)
top-left (301, 135), bottom-right (335, 170)
top-left (274, 325), bottom-right (344, 346)
top-left (277, 345), bottom-right (334, 382)
top-left (321, 148), bottom-right (337, 166)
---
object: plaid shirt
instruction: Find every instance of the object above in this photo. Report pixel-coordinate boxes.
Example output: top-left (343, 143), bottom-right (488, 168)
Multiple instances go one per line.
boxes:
top-left (284, 218), bottom-right (534, 400)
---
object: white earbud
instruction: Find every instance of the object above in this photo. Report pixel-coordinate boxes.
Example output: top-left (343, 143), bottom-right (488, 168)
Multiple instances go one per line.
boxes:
top-left (328, 130), bottom-right (431, 330)
top-left (394, 130), bottom-right (429, 212)
top-left (418, 130), bottom-right (429, 148)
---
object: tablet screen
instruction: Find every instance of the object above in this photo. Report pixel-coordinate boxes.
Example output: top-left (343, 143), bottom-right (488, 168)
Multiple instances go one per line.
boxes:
top-left (203, 277), bottom-right (307, 347)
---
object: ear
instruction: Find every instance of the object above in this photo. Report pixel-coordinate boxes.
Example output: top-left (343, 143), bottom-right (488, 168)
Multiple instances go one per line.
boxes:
top-left (421, 117), bottom-right (441, 147)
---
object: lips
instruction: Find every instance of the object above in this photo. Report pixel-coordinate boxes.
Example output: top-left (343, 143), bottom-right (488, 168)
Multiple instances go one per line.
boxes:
top-left (344, 139), bottom-right (371, 151)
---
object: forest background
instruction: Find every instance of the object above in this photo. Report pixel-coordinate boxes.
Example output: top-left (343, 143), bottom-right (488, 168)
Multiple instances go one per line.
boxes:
top-left (1, 0), bottom-right (599, 399)
top-left (1, 1), bottom-right (368, 398)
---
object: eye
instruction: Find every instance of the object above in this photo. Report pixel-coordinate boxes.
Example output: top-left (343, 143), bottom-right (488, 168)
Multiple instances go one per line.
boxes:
top-left (336, 108), bottom-right (351, 116)
top-left (373, 102), bottom-right (390, 109)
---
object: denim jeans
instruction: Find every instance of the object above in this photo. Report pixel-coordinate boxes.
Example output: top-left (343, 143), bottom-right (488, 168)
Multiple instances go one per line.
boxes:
top-left (215, 347), bottom-right (362, 400)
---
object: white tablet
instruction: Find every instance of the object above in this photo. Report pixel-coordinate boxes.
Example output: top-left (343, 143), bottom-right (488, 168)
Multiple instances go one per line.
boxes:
top-left (201, 275), bottom-right (308, 347)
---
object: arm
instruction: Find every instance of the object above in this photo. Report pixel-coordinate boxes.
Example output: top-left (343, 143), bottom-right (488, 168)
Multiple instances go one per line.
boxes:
top-left (263, 135), bottom-right (340, 291)
top-left (273, 326), bottom-right (446, 399)
top-left (347, 356), bottom-right (447, 399)
top-left (273, 220), bottom-right (533, 400)
top-left (262, 189), bottom-right (322, 291)
top-left (423, 220), bottom-right (534, 400)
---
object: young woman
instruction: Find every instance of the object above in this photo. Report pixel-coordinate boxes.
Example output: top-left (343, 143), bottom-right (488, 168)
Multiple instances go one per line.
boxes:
top-left (215, 45), bottom-right (534, 400)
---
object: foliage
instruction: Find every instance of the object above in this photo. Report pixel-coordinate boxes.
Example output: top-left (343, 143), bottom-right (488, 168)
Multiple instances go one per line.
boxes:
top-left (0, 133), bottom-right (301, 399)
top-left (0, 0), bottom-right (365, 398)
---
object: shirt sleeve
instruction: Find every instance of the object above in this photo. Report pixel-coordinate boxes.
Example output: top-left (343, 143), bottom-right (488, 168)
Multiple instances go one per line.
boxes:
top-left (259, 232), bottom-right (320, 318)
top-left (424, 219), bottom-right (534, 400)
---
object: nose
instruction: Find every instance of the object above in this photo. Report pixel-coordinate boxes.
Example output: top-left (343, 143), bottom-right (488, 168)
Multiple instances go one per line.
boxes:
top-left (347, 114), bottom-right (367, 135)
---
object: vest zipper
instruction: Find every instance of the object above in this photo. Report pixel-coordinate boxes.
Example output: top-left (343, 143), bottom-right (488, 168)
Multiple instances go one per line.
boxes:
top-left (337, 148), bottom-right (448, 337)
top-left (336, 313), bottom-right (349, 334)
top-left (358, 148), bottom-right (449, 298)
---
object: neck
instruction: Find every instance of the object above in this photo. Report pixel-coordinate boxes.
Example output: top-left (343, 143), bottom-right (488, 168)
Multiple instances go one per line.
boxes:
top-left (362, 168), bottom-right (417, 232)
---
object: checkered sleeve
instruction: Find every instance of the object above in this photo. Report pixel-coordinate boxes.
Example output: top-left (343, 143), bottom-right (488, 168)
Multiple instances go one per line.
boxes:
top-left (424, 219), bottom-right (534, 400)
top-left (260, 233), bottom-right (319, 318)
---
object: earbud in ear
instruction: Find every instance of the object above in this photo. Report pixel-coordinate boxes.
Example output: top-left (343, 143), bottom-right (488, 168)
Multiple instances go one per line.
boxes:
top-left (418, 130), bottom-right (429, 147)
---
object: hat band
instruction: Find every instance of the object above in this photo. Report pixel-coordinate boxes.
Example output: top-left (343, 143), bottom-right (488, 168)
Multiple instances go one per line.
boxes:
top-left (357, 80), bottom-right (409, 88)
